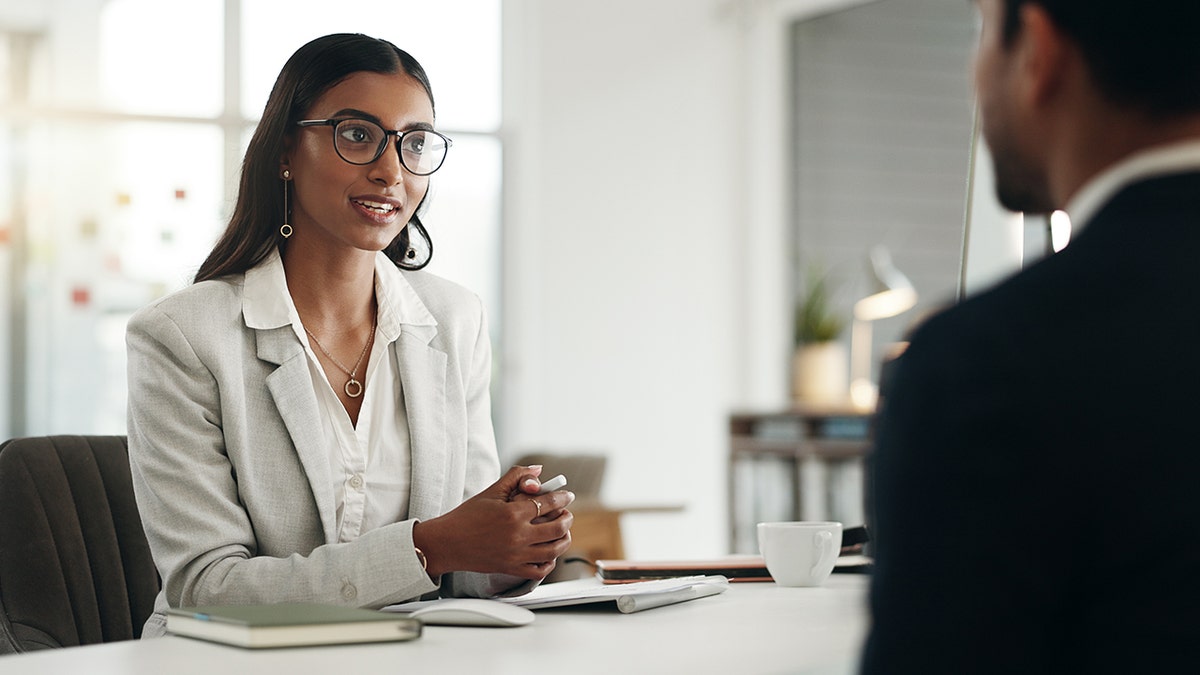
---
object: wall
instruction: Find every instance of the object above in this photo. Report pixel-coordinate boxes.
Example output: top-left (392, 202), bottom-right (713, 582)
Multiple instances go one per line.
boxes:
top-left (502, 0), bottom-right (744, 557)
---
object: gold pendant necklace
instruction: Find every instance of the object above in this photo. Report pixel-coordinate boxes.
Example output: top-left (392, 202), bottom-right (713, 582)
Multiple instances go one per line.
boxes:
top-left (304, 314), bottom-right (376, 398)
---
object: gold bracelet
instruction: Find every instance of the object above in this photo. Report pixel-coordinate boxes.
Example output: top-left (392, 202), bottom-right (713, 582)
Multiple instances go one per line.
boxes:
top-left (414, 546), bottom-right (428, 571)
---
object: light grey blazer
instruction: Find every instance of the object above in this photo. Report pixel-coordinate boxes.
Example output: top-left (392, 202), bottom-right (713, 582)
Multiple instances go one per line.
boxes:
top-left (127, 256), bottom-right (524, 637)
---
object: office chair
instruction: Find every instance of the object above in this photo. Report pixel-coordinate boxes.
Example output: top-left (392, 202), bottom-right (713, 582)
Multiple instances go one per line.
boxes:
top-left (511, 451), bottom-right (607, 506)
top-left (0, 435), bottom-right (159, 653)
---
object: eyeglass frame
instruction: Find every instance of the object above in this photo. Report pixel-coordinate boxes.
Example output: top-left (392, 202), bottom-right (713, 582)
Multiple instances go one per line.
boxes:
top-left (295, 118), bottom-right (453, 175)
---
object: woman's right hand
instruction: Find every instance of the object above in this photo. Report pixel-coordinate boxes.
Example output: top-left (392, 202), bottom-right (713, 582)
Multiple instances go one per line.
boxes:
top-left (412, 465), bottom-right (574, 580)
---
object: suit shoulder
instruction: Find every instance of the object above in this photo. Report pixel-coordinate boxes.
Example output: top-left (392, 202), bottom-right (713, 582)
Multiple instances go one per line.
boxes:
top-left (928, 240), bottom-right (1089, 336)
top-left (900, 246), bottom-right (1097, 387)
top-left (129, 277), bottom-right (245, 331)
top-left (401, 269), bottom-right (479, 303)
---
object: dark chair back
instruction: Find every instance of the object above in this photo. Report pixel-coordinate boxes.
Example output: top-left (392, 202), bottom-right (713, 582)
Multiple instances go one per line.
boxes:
top-left (0, 435), bottom-right (159, 653)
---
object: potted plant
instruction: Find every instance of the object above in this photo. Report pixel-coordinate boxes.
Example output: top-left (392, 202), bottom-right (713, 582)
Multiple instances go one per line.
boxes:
top-left (792, 268), bottom-right (849, 406)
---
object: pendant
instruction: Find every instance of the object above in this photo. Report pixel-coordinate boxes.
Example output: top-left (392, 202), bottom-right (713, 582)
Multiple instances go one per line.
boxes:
top-left (345, 377), bottom-right (364, 398)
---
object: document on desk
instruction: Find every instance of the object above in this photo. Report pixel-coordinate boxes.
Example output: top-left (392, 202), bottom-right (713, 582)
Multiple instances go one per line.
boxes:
top-left (499, 575), bottom-right (729, 613)
top-left (385, 576), bottom-right (728, 615)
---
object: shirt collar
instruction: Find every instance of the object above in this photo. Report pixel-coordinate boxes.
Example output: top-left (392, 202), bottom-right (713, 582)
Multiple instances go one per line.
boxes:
top-left (372, 249), bottom-right (437, 344)
top-left (242, 248), bottom-right (293, 330)
top-left (1066, 138), bottom-right (1200, 230)
top-left (242, 247), bottom-right (437, 339)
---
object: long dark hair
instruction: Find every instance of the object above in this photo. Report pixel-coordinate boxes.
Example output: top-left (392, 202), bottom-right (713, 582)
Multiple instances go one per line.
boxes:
top-left (195, 33), bottom-right (436, 283)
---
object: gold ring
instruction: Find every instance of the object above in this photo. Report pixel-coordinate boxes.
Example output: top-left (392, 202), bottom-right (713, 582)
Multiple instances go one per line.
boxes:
top-left (532, 499), bottom-right (543, 518)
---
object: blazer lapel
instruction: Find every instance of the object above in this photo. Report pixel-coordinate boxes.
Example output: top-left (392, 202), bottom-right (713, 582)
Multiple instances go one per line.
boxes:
top-left (397, 324), bottom-right (449, 521)
top-left (257, 326), bottom-right (338, 542)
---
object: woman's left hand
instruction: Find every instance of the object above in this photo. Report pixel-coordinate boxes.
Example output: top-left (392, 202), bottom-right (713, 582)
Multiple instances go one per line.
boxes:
top-left (412, 465), bottom-right (575, 580)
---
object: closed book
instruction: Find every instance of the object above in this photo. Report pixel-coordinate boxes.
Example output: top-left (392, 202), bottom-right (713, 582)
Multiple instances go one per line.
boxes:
top-left (166, 603), bottom-right (422, 648)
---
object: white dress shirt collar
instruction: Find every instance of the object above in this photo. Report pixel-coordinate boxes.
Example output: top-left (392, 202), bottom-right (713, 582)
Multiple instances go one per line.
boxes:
top-left (1066, 138), bottom-right (1200, 231)
top-left (242, 247), bottom-right (438, 337)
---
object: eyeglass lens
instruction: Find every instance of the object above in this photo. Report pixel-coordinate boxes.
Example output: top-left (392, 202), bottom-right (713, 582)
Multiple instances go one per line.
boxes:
top-left (333, 119), bottom-right (448, 174)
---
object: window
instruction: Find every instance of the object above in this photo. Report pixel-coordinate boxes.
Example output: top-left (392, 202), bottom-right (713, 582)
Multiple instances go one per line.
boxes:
top-left (0, 0), bottom-right (502, 437)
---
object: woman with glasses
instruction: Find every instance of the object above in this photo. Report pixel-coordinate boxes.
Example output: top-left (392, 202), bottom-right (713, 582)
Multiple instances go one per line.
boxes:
top-left (126, 33), bottom-right (573, 638)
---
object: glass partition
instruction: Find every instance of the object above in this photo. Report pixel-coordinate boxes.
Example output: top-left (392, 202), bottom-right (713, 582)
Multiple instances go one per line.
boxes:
top-left (789, 0), bottom-right (979, 386)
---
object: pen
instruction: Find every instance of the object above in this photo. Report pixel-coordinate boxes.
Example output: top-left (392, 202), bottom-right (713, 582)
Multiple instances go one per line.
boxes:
top-left (615, 582), bottom-right (727, 613)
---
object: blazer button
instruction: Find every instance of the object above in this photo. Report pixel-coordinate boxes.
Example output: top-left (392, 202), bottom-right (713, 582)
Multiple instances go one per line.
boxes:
top-left (341, 582), bottom-right (358, 600)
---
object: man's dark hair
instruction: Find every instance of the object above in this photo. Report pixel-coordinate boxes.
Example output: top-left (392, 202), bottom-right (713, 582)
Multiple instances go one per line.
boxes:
top-left (1001, 0), bottom-right (1200, 117)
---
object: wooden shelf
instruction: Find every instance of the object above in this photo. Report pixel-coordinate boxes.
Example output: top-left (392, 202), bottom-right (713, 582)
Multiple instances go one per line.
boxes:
top-left (728, 409), bottom-right (872, 553)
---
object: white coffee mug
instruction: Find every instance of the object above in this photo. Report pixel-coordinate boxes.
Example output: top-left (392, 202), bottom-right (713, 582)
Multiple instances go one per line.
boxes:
top-left (757, 521), bottom-right (843, 587)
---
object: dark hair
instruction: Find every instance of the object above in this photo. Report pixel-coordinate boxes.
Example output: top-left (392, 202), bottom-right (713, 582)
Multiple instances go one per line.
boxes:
top-left (195, 33), bottom-right (436, 283)
top-left (1000, 0), bottom-right (1200, 117)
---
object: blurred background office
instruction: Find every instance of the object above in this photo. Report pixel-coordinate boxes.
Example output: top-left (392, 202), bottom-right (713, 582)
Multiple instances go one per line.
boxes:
top-left (2, 0), bottom-right (1032, 559)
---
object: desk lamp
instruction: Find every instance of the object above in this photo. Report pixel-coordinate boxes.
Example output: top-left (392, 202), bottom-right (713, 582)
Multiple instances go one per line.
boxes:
top-left (850, 246), bottom-right (917, 410)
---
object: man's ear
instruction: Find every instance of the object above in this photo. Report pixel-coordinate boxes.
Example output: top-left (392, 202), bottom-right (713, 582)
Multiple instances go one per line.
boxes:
top-left (1016, 3), bottom-right (1069, 109)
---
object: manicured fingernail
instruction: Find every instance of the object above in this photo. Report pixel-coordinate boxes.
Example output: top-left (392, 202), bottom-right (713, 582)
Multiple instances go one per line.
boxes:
top-left (523, 478), bottom-right (539, 489)
top-left (567, 491), bottom-right (576, 503)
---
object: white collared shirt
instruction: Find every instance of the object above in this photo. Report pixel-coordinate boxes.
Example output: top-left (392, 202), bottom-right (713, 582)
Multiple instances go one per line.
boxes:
top-left (1066, 139), bottom-right (1200, 231)
top-left (243, 249), bottom-right (432, 543)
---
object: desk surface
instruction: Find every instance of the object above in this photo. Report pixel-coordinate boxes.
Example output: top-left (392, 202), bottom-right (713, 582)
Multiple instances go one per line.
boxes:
top-left (0, 576), bottom-right (869, 675)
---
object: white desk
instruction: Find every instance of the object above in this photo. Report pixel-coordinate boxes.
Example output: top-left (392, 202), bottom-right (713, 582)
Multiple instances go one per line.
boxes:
top-left (0, 576), bottom-right (869, 675)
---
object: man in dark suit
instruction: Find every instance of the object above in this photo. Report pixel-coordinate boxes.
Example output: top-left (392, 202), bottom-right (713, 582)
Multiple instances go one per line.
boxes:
top-left (861, 1), bottom-right (1200, 672)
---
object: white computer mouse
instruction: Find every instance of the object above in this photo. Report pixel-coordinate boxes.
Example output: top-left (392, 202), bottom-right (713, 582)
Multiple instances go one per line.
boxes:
top-left (409, 599), bottom-right (535, 627)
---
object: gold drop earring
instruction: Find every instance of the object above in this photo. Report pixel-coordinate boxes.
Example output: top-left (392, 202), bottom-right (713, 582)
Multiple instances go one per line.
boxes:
top-left (280, 169), bottom-right (293, 238)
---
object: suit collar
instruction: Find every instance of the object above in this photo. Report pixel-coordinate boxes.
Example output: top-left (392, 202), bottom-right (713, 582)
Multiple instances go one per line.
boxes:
top-left (256, 326), bottom-right (338, 540)
top-left (395, 334), bottom-right (449, 520)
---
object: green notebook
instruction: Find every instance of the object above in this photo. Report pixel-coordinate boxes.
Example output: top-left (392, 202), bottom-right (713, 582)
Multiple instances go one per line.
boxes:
top-left (166, 603), bottom-right (422, 649)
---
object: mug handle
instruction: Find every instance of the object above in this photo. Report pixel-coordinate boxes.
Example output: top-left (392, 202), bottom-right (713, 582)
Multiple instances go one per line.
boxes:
top-left (810, 530), bottom-right (834, 577)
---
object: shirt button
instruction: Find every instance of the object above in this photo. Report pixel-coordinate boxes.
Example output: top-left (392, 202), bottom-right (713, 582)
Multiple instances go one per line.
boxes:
top-left (349, 474), bottom-right (364, 490)
top-left (341, 582), bottom-right (358, 600)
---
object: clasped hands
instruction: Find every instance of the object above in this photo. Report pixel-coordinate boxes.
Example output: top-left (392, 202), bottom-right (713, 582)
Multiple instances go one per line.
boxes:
top-left (412, 465), bottom-right (574, 581)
